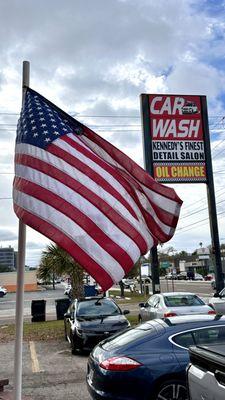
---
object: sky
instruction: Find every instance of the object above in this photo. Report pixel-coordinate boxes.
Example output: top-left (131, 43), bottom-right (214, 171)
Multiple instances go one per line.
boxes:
top-left (0, 0), bottom-right (225, 267)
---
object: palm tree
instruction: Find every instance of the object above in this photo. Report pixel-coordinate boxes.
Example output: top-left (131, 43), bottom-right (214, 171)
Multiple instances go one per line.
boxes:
top-left (38, 243), bottom-right (84, 298)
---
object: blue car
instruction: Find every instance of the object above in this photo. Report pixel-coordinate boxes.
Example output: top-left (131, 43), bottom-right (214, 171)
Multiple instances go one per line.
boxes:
top-left (87, 315), bottom-right (225, 400)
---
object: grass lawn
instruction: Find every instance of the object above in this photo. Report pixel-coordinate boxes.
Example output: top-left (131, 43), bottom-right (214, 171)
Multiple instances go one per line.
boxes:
top-left (0, 314), bottom-right (139, 343)
top-left (0, 320), bottom-right (65, 343)
top-left (109, 290), bottom-right (149, 304)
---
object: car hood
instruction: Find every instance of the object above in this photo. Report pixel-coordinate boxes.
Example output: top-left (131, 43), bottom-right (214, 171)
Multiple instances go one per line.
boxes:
top-left (169, 305), bottom-right (212, 315)
top-left (77, 315), bottom-right (129, 331)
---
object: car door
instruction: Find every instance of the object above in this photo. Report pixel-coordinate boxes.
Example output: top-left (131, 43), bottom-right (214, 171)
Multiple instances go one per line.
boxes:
top-left (212, 289), bottom-right (225, 314)
top-left (140, 295), bottom-right (157, 321)
top-left (150, 295), bottom-right (161, 319)
top-left (171, 330), bottom-right (195, 370)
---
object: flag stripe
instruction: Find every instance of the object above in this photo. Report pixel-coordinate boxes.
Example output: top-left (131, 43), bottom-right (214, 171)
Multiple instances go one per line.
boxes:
top-left (15, 151), bottom-right (150, 252)
top-left (63, 133), bottom-right (179, 229)
top-left (79, 128), bottom-right (182, 202)
top-left (49, 142), bottom-right (138, 219)
top-left (52, 137), bottom-right (176, 239)
top-left (80, 134), bottom-right (181, 219)
top-left (14, 189), bottom-right (125, 282)
top-left (13, 87), bottom-right (183, 291)
top-left (14, 204), bottom-right (114, 290)
top-left (14, 174), bottom-right (140, 266)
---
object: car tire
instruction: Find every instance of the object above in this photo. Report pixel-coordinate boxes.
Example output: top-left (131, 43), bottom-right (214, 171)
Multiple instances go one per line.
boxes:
top-left (154, 379), bottom-right (188, 400)
top-left (0, 292), bottom-right (4, 298)
top-left (138, 315), bottom-right (142, 323)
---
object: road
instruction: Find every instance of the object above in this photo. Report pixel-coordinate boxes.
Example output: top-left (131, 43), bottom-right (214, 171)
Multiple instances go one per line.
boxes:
top-left (160, 278), bottom-right (214, 298)
top-left (0, 284), bottom-right (67, 323)
top-left (0, 280), bottom-right (215, 323)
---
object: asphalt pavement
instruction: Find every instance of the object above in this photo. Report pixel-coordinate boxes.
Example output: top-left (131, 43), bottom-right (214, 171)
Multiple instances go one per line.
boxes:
top-left (0, 279), bottom-right (215, 399)
top-left (0, 340), bottom-right (91, 400)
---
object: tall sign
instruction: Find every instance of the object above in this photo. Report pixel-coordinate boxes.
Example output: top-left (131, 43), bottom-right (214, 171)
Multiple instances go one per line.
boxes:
top-left (149, 94), bottom-right (206, 183)
top-left (141, 93), bottom-right (224, 293)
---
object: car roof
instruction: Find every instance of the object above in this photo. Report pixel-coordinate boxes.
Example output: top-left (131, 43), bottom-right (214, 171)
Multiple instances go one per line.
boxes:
top-left (163, 314), bottom-right (225, 327)
top-left (159, 292), bottom-right (198, 297)
top-left (76, 296), bottom-right (112, 303)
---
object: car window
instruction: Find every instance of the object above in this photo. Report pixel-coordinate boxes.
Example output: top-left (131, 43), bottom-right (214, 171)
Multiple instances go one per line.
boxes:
top-left (193, 327), bottom-right (225, 345)
top-left (220, 288), bottom-right (225, 298)
top-left (173, 332), bottom-right (195, 348)
top-left (164, 295), bottom-right (204, 307)
top-left (76, 299), bottom-right (121, 317)
top-left (102, 321), bottom-right (162, 350)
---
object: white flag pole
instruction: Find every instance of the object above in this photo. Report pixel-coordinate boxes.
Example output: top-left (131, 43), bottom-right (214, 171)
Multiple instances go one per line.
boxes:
top-left (13, 61), bottom-right (30, 400)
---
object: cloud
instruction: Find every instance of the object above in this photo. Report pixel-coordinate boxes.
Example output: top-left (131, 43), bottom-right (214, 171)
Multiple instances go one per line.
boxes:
top-left (0, 0), bottom-right (225, 265)
top-left (0, 228), bottom-right (17, 241)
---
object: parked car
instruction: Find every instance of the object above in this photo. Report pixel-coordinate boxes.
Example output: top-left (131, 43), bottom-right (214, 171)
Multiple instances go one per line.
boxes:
top-left (204, 273), bottom-right (215, 281)
top-left (64, 284), bottom-right (72, 296)
top-left (165, 272), bottom-right (177, 280)
top-left (138, 292), bottom-right (215, 322)
top-left (122, 278), bottom-right (137, 289)
top-left (64, 296), bottom-right (130, 353)
top-left (87, 314), bottom-right (225, 400)
top-left (177, 272), bottom-right (188, 280)
top-left (0, 286), bottom-right (7, 297)
top-left (136, 275), bottom-right (151, 285)
top-left (194, 273), bottom-right (204, 281)
top-left (208, 287), bottom-right (225, 314)
top-left (187, 343), bottom-right (225, 400)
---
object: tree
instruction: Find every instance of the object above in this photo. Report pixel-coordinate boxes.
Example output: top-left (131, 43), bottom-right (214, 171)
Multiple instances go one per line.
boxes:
top-left (38, 243), bottom-right (84, 299)
top-left (0, 264), bottom-right (13, 272)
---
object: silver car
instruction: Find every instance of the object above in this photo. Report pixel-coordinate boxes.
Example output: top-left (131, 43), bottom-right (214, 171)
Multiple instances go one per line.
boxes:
top-left (138, 292), bottom-right (215, 322)
top-left (0, 286), bottom-right (7, 297)
top-left (209, 287), bottom-right (225, 314)
top-left (188, 344), bottom-right (225, 400)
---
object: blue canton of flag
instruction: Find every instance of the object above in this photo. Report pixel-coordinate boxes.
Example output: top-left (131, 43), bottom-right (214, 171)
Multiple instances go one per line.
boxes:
top-left (17, 88), bottom-right (82, 149)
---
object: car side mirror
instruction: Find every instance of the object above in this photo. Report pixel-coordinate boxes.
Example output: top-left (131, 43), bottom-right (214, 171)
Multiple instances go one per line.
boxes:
top-left (139, 302), bottom-right (145, 308)
top-left (123, 309), bottom-right (130, 315)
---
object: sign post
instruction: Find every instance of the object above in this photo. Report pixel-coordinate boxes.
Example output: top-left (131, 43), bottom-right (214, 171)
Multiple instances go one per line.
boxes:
top-left (141, 93), bottom-right (224, 293)
top-left (141, 95), bottom-right (160, 294)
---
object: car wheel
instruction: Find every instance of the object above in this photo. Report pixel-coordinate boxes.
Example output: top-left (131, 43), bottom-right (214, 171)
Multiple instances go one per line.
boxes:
top-left (138, 315), bottom-right (142, 323)
top-left (154, 380), bottom-right (188, 400)
top-left (0, 292), bottom-right (4, 298)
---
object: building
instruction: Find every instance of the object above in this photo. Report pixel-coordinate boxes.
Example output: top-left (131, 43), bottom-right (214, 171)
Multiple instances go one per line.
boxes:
top-left (0, 246), bottom-right (16, 271)
top-left (0, 270), bottom-right (38, 292)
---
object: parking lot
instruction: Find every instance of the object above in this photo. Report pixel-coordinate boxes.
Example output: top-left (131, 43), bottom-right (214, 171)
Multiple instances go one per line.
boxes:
top-left (0, 340), bottom-right (91, 400)
top-left (0, 280), bottom-right (215, 399)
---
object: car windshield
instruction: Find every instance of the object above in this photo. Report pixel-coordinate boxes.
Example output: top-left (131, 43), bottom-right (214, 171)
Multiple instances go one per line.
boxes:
top-left (76, 299), bottom-right (121, 318)
top-left (164, 295), bottom-right (205, 307)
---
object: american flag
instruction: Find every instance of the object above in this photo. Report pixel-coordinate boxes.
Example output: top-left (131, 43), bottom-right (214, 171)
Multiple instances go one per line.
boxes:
top-left (13, 88), bottom-right (182, 291)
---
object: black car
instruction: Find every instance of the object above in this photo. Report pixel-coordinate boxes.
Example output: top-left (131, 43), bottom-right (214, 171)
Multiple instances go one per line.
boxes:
top-left (64, 296), bottom-right (130, 353)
